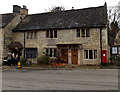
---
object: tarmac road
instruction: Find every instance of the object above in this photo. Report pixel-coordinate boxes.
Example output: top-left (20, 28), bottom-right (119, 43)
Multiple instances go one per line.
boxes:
top-left (2, 69), bottom-right (119, 90)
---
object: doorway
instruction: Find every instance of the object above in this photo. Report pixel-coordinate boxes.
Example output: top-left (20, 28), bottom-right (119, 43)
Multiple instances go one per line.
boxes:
top-left (71, 49), bottom-right (78, 64)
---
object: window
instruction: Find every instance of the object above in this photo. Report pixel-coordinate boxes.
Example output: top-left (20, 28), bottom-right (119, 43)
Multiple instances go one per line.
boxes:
top-left (94, 50), bottom-right (97, 59)
top-left (82, 29), bottom-right (85, 37)
top-left (31, 32), bottom-right (33, 39)
top-left (26, 32), bottom-right (29, 39)
top-left (76, 29), bottom-right (90, 38)
top-left (46, 31), bottom-right (49, 38)
top-left (26, 48), bottom-right (37, 59)
top-left (46, 48), bottom-right (57, 57)
top-left (46, 30), bottom-right (57, 38)
top-left (76, 29), bottom-right (80, 37)
top-left (112, 47), bottom-right (117, 54)
top-left (84, 50), bottom-right (97, 59)
top-left (54, 49), bottom-right (57, 57)
top-left (84, 50), bottom-right (88, 59)
top-left (86, 29), bottom-right (90, 37)
top-left (54, 30), bottom-right (57, 38)
top-left (34, 32), bottom-right (37, 39)
top-left (89, 50), bottom-right (93, 59)
top-left (118, 47), bottom-right (120, 54)
top-left (26, 32), bottom-right (37, 39)
top-left (50, 30), bottom-right (53, 38)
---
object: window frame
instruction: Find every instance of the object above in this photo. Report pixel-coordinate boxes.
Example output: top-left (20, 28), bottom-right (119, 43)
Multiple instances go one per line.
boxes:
top-left (84, 50), bottom-right (97, 60)
top-left (26, 31), bottom-right (37, 39)
top-left (26, 48), bottom-right (37, 59)
top-left (76, 29), bottom-right (80, 37)
top-left (45, 48), bottom-right (57, 57)
top-left (86, 29), bottom-right (90, 37)
top-left (76, 28), bottom-right (90, 38)
top-left (112, 47), bottom-right (118, 54)
top-left (46, 30), bottom-right (57, 38)
top-left (118, 47), bottom-right (120, 54)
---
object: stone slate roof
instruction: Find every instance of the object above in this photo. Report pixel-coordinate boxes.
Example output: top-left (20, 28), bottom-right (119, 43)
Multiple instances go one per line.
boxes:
top-left (14, 5), bottom-right (107, 31)
top-left (0, 13), bottom-right (15, 28)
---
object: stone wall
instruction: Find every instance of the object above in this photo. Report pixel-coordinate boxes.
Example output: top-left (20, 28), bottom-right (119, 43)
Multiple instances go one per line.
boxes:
top-left (13, 28), bottom-right (107, 65)
top-left (3, 14), bottom-right (24, 60)
top-left (0, 28), bottom-right (4, 63)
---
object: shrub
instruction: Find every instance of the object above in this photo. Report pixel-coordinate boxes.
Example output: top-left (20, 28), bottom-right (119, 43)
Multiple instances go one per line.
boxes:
top-left (112, 56), bottom-right (120, 65)
top-left (37, 55), bottom-right (50, 65)
top-left (20, 58), bottom-right (29, 67)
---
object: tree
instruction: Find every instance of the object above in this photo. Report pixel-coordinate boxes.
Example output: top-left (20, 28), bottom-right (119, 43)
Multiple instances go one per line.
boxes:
top-left (45, 6), bottom-right (65, 12)
top-left (108, 6), bottom-right (120, 26)
top-left (108, 5), bottom-right (120, 46)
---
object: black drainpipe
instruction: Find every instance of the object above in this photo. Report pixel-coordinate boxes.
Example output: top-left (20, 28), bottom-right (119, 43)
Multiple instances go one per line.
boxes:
top-left (23, 31), bottom-right (26, 58)
top-left (100, 28), bottom-right (102, 65)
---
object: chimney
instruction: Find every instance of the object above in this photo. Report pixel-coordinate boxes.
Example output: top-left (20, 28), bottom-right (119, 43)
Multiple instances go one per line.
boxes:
top-left (13, 5), bottom-right (21, 14)
top-left (20, 5), bottom-right (28, 15)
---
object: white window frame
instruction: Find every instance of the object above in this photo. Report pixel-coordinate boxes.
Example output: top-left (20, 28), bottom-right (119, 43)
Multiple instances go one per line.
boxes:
top-left (112, 47), bottom-right (117, 54)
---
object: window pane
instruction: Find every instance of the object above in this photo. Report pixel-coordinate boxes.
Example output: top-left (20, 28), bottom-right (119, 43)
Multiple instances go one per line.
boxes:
top-left (86, 29), bottom-right (90, 37)
top-left (118, 47), bottom-right (120, 54)
top-left (84, 50), bottom-right (88, 59)
top-left (46, 31), bottom-right (49, 38)
top-left (94, 50), bottom-right (97, 59)
top-left (82, 29), bottom-right (85, 37)
top-left (34, 32), bottom-right (37, 39)
top-left (26, 48), bottom-right (37, 59)
top-left (26, 32), bottom-right (29, 39)
top-left (76, 29), bottom-right (80, 37)
top-left (54, 30), bottom-right (57, 38)
top-left (89, 50), bottom-right (93, 59)
top-left (46, 49), bottom-right (49, 56)
top-left (31, 32), bottom-right (33, 39)
top-left (112, 47), bottom-right (117, 54)
top-left (50, 30), bottom-right (53, 38)
top-left (54, 49), bottom-right (57, 57)
top-left (50, 49), bottom-right (52, 57)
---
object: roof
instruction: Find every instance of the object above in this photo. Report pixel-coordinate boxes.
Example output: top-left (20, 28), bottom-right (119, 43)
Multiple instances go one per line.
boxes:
top-left (0, 13), bottom-right (15, 28)
top-left (14, 4), bottom-right (107, 31)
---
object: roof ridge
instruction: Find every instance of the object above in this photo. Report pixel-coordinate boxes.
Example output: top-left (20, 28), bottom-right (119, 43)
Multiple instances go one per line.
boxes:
top-left (27, 5), bottom-right (104, 16)
top-left (0, 13), bottom-right (13, 15)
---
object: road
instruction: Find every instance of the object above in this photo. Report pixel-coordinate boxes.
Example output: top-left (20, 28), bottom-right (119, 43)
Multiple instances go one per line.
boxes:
top-left (2, 69), bottom-right (118, 90)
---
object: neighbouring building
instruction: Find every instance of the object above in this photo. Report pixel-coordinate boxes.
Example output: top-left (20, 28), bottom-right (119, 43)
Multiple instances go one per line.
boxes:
top-left (112, 30), bottom-right (120, 56)
top-left (0, 3), bottom-right (110, 65)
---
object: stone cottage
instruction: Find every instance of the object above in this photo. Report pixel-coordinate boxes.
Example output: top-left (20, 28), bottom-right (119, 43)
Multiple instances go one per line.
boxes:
top-left (0, 3), bottom-right (110, 65)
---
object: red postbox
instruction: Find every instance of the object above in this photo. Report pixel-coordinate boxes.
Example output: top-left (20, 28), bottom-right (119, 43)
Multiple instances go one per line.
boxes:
top-left (102, 50), bottom-right (107, 63)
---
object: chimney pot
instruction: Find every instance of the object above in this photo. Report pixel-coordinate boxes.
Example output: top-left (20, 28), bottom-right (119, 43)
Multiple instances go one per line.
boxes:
top-left (20, 5), bottom-right (28, 15)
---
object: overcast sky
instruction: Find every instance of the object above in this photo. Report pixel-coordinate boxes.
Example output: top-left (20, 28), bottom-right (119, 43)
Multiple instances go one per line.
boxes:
top-left (0, 0), bottom-right (120, 14)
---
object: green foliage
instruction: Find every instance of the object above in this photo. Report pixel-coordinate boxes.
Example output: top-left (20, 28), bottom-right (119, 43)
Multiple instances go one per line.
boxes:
top-left (20, 58), bottom-right (29, 67)
top-left (46, 6), bottom-right (65, 12)
top-left (37, 55), bottom-right (50, 65)
top-left (112, 56), bottom-right (120, 65)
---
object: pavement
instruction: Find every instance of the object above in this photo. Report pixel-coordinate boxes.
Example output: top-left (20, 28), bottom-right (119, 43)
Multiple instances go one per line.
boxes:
top-left (1, 65), bottom-right (120, 73)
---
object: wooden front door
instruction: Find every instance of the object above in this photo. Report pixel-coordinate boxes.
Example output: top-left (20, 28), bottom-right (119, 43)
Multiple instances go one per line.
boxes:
top-left (61, 49), bottom-right (68, 63)
top-left (71, 49), bottom-right (78, 64)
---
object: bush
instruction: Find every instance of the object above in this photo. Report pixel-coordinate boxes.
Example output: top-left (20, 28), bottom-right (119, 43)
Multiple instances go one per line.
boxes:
top-left (112, 56), bottom-right (120, 65)
top-left (37, 55), bottom-right (50, 65)
top-left (20, 58), bottom-right (29, 67)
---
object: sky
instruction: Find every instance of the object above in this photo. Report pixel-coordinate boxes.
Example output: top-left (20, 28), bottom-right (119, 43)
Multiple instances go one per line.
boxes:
top-left (0, 0), bottom-right (120, 14)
